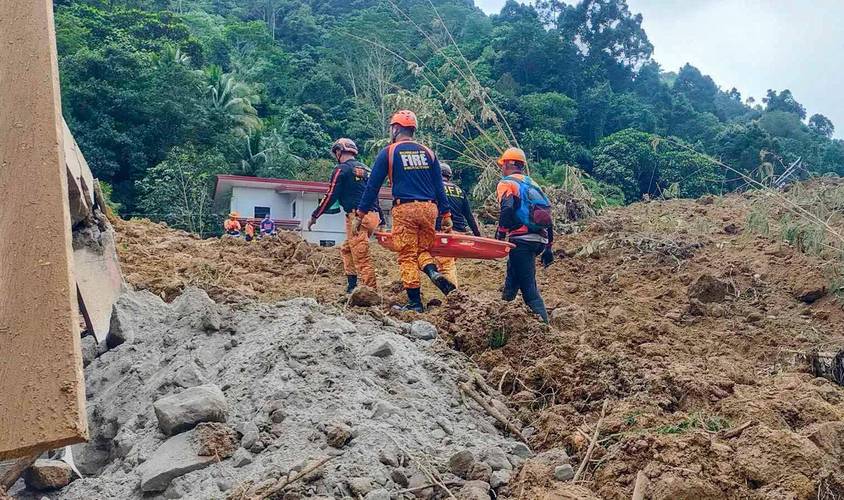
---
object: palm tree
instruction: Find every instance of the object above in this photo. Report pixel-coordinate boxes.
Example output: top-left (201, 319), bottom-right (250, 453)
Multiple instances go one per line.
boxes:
top-left (203, 65), bottom-right (262, 137)
top-left (156, 45), bottom-right (191, 67)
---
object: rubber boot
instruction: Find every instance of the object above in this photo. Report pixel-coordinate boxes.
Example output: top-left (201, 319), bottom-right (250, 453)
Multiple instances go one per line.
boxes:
top-left (346, 275), bottom-right (358, 293)
top-left (526, 298), bottom-right (549, 323)
top-left (422, 264), bottom-right (455, 295)
top-left (394, 287), bottom-right (424, 313)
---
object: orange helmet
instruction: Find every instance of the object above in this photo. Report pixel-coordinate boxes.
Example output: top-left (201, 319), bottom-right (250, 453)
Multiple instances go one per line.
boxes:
top-left (331, 138), bottom-right (358, 156)
top-left (389, 110), bottom-right (417, 129)
top-left (497, 147), bottom-right (527, 167)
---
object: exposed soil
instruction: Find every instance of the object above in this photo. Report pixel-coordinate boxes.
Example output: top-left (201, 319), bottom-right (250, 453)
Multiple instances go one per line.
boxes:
top-left (114, 186), bottom-right (844, 499)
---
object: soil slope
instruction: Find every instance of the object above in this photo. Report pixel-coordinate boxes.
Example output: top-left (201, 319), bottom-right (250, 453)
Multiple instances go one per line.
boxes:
top-left (115, 189), bottom-right (844, 499)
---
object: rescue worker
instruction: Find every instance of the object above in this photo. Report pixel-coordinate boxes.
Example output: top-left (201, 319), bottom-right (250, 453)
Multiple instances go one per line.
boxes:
top-left (495, 148), bottom-right (554, 322)
top-left (434, 162), bottom-right (481, 287)
top-left (355, 110), bottom-right (455, 312)
top-left (244, 220), bottom-right (255, 241)
top-left (223, 212), bottom-right (241, 237)
top-left (308, 138), bottom-right (383, 293)
top-left (259, 214), bottom-right (275, 236)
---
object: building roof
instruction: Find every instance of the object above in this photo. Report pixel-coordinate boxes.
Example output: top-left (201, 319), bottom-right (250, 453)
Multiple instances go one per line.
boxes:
top-left (213, 174), bottom-right (392, 201)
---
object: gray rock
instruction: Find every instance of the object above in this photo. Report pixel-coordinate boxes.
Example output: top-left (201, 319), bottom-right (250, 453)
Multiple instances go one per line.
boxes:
top-left (409, 320), bottom-right (437, 340)
top-left (509, 442), bottom-right (533, 459)
top-left (479, 447), bottom-right (511, 471)
top-left (408, 472), bottom-right (436, 499)
top-left (366, 339), bottom-right (395, 358)
top-left (23, 459), bottom-right (73, 491)
top-left (138, 430), bottom-right (219, 492)
top-left (448, 449), bottom-right (475, 478)
top-left (201, 307), bottom-right (222, 332)
top-left (364, 489), bottom-right (391, 500)
top-left (106, 302), bottom-right (136, 348)
top-left (173, 362), bottom-right (207, 388)
top-left (490, 470), bottom-right (511, 488)
top-left (469, 461), bottom-right (492, 482)
top-left (348, 477), bottom-right (373, 496)
top-left (231, 448), bottom-right (253, 468)
top-left (390, 469), bottom-right (409, 487)
top-left (240, 422), bottom-right (259, 449)
top-left (458, 481), bottom-right (491, 500)
top-left (80, 336), bottom-right (97, 367)
top-left (378, 447), bottom-right (400, 467)
top-left (153, 384), bottom-right (228, 435)
top-left (553, 464), bottom-right (575, 481)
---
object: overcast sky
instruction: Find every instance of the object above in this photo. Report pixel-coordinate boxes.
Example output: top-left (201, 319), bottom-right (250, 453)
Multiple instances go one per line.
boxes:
top-left (476, 0), bottom-right (844, 138)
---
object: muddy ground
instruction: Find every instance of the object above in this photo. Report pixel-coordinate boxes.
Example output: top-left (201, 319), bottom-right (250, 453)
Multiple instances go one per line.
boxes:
top-left (115, 186), bottom-right (844, 499)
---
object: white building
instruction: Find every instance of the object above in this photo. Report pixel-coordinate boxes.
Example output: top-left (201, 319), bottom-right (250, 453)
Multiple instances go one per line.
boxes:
top-left (213, 174), bottom-right (392, 246)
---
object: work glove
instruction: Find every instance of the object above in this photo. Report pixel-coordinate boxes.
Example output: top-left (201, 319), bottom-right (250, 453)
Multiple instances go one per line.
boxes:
top-left (307, 217), bottom-right (317, 231)
top-left (351, 213), bottom-right (364, 235)
top-left (541, 246), bottom-right (554, 268)
top-left (441, 214), bottom-right (453, 232)
top-left (495, 230), bottom-right (507, 241)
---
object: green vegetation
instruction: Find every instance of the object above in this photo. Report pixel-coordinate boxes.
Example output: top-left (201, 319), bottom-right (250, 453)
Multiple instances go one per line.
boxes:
top-left (656, 413), bottom-right (731, 435)
top-left (54, 0), bottom-right (844, 231)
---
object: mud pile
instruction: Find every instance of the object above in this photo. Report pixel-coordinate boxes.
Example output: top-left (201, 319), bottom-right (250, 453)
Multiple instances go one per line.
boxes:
top-left (110, 184), bottom-right (844, 498)
top-left (21, 288), bottom-right (531, 500)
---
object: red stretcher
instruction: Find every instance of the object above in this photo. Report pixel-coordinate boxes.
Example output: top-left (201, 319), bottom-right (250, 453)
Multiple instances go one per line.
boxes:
top-left (374, 232), bottom-right (515, 259)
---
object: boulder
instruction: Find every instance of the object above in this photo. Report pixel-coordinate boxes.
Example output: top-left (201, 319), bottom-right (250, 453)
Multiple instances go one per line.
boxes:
top-left (153, 384), bottom-right (228, 435)
top-left (457, 480), bottom-right (491, 500)
top-left (554, 464), bottom-right (575, 481)
top-left (479, 447), bottom-right (512, 471)
top-left (348, 477), bottom-right (374, 496)
top-left (23, 459), bottom-right (73, 491)
top-left (409, 320), bottom-right (438, 340)
top-left (364, 489), bottom-right (391, 500)
top-left (350, 287), bottom-right (381, 307)
top-left (365, 339), bottom-right (395, 358)
top-left (139, 424), bottom-right (235, 492)
top-left (231, 448), bottom-right (253, 468)
top-left (490, 470), bottom-right (511, 488)
top-left (106, 302), bottom-right (136, 348)
top-left (448, 449), bottom-right (475, 478)
top-left (80, 335), bottom-right (98, 367)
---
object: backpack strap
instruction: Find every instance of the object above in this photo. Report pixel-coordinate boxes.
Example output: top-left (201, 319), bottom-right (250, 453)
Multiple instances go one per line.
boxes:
top-left (386, 143), bottom-right (399, 183)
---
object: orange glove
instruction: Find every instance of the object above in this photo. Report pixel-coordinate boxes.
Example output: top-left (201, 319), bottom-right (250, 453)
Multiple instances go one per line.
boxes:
top-left (441, 213), bottom-right (453, 232)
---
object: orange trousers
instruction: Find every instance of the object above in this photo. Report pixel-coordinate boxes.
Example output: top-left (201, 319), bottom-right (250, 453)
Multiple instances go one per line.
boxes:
top-left (341, 211), bottom-right (379, 288)
top-left (435, 256), bottom-right (458, 287)
top-left (392, 202), bottom-right (438, 289)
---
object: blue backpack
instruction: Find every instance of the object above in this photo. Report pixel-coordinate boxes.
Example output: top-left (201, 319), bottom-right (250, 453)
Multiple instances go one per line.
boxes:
top-left (504, 174), bottom-right (553, 232)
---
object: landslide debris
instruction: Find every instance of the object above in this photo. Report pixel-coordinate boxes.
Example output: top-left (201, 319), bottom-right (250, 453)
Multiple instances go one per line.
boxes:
top-left (82, 181), bottom-right (844, 498)
top-left (24, 288), bottom-right (527, 499)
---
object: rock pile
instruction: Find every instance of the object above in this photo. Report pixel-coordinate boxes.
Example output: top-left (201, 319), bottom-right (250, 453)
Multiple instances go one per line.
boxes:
top-left (24, 288), bottom-right (526, 499)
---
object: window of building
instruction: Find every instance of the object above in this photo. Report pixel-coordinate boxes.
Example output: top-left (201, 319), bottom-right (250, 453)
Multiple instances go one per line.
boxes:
top-left (291, 201), bottom-right (297, 218)
top-left (254, 206), bottom-right (270, 219)
top-left (319, 240), bottom-right (336, 247)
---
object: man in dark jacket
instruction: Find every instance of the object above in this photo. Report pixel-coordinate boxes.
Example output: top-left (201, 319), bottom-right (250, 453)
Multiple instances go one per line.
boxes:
top-left (495, 147), bottom-right (553, 322)
top-left (355, 110), bottom-right (455, 312)
top-left (309, 138), bottom-right (382, 292)
top-left (435, 162), bottom-right (480, 286)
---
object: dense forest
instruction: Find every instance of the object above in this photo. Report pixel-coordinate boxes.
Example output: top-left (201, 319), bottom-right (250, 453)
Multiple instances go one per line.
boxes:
top-left (54, 0), bottom-right (844, 232)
